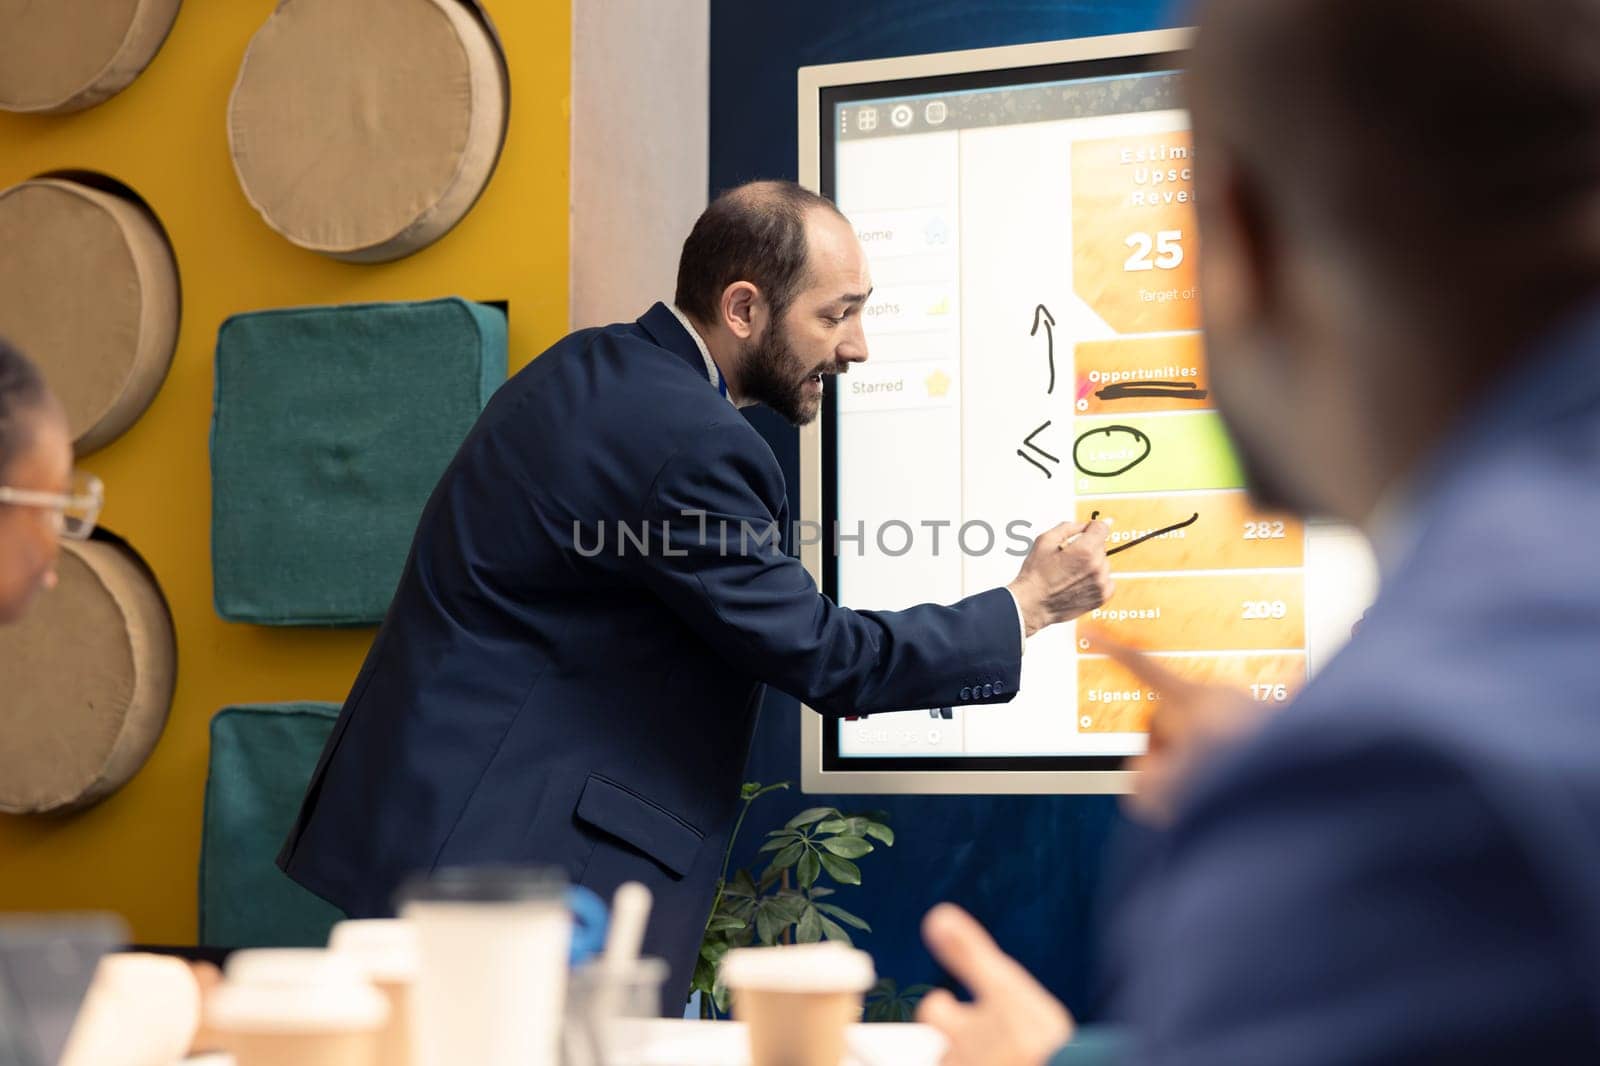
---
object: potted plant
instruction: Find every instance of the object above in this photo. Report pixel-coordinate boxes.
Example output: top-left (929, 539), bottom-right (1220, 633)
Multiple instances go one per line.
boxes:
top-left (692, 781), bottom-right (927, 1021)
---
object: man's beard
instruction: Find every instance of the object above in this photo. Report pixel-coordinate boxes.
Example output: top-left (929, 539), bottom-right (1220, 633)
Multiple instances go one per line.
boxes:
top-left (740, 318), bottom-right (840, 427)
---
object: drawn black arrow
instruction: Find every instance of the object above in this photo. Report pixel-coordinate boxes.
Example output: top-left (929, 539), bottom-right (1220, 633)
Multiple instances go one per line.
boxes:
top-left (1030, 304), bottom-right (1056, 394)
top-left (1017, 420), bottom-right (1060, 478)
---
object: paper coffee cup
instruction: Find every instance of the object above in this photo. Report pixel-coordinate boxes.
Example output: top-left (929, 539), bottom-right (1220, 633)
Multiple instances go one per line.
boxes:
top-left (207, 949), bottom-right (386, 1066)
top-left (399, 866), bottom-right (573, 1066)
top-left (58, 952), bottom-right (201, 1066)
top-left (329, 919), bottom-right (418, 1066)
top-left (720, 943), bottom-right (876, 1066)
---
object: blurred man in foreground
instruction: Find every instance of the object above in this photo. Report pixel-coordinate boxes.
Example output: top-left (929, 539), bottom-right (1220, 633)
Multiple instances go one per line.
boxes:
top-left (920, 0), bottom-right (1600, 1061)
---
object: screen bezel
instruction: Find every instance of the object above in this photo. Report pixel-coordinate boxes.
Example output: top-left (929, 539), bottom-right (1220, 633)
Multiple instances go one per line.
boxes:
top-left (798, 29), bottom-right (1194, 794)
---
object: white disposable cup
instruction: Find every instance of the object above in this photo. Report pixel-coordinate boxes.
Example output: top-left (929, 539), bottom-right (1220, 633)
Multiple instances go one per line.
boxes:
top-left (720, 943), bottom-right (876, 1066)
top-left (329, 918), bottom-right (419, 1066)
top-left (206, 949), bottom-right (386, 1066)
top-left (58, 952), bottom-right (201, 1066)
top-left (400, 866), bottom-right (573, 1066)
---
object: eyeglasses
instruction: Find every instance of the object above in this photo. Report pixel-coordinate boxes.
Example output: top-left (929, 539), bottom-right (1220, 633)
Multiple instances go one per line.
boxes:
top-left (0, 471), bottom-right (104, 540)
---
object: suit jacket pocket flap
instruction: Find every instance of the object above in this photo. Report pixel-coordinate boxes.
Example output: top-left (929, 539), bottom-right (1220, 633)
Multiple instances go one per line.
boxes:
top-left (574, 774), bottom-right (704, 878)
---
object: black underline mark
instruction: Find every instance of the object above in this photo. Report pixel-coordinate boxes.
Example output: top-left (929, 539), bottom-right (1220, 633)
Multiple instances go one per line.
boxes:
top-left (1106, 512), bottom-right (1201, 557)
top-left (1073, 425), bottom-right (1152, 477)
top-left (1017, 450), bottom-right (1053, 478)
top-left (1095, 381), bottom-right (1209, 402)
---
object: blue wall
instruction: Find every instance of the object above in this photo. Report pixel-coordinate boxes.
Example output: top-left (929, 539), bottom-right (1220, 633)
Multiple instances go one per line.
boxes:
top-left (711, 0), bottom-right (1186, 1016)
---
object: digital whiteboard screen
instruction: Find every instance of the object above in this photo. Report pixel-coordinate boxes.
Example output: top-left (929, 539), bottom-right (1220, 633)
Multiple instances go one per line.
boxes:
top-left (799, 33), bottom-right (1376, 792)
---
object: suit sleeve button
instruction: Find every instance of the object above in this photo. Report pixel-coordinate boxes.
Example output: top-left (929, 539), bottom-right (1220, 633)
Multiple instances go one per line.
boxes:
top-left (960, 687), bottom-right (972, 700)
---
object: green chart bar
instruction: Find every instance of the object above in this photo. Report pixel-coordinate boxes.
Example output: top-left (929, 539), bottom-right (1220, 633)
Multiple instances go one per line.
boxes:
top-left (1070, 411), bottom-right (1245, 494)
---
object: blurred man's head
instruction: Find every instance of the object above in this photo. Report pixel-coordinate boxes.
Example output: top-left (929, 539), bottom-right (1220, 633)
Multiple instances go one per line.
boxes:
top-left (0, 338), bottom-right (70, 623)
top-left (1190, 0), bottom-right (1600, 523)
top-left (676, 180), bottom-right (871, 426)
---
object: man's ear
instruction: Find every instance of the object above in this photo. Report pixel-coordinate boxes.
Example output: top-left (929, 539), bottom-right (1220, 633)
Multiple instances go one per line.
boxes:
top-left (1199, 148), bottom-right (1279, 335)
top-left (720, 281), bottom-right (761, 340)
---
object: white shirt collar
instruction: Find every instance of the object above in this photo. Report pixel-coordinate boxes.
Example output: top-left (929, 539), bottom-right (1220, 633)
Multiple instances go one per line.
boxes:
top-left (668, 304), bottom-right (738, 408)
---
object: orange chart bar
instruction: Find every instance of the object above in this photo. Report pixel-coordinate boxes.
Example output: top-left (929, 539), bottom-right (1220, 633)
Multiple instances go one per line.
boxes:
top-left (1071, 130), bottom-right (1201, 334)
top-left (1076, 651), bottom-right (1308, 733)
top-left (1075, 491), bottom-right (1305, 573)
top-left (1075, 333), bottom-right (1209, 415)
top-left (1081, 572), bottom-right (1305, 652)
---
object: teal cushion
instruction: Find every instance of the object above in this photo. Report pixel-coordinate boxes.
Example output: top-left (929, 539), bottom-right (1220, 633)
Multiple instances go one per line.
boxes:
top-left (199, 703), bottom-right (344, 947)
top-left (211, 297), bottom-right (507, 625)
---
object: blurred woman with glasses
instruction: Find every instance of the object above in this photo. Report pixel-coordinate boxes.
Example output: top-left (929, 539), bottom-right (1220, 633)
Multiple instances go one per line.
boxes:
top-left (0, 336), bottom-right (102, 623)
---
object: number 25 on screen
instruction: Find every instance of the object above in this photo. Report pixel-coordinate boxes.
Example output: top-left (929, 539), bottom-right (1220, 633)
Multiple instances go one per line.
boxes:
top-left (1124, 229), bottom-right (1184, 272)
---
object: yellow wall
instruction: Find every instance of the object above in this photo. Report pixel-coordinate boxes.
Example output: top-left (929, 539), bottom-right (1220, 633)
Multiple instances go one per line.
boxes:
top-left (0, 0), bottom-right (571, 942)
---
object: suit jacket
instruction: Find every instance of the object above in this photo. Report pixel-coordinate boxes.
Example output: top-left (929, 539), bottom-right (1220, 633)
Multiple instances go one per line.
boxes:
top-left (278, 303), bottom-right (1022, 1004)
top-left (1094, 306), bottom-right (1600, 1063)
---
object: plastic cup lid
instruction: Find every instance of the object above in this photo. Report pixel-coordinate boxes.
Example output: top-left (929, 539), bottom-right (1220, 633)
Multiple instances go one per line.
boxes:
top-left (328, 919), bottom-right (418, 982)
top-left (719, 943), bottom-right (876, 993)
top-left (397, 865), bottom-right (567, 906)
top-left (208, 949), bottom-right (387, 1032)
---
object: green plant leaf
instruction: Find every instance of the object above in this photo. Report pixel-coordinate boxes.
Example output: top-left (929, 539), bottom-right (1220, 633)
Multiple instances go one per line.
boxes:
top-left (820, 835), bottom-right (873, 859)
top-left (797, 848), bottom-right (821, 890)
top-left (818, 852), bottom-right (862, 885)
top-left (730, 869), bottom-right (757, 896)
top-left (816, 915), bottom-right (852, 945)
top-left (757, 833), bottom-right (799, 853)
top-left (861, 822), bottom-right (895, 846)
top-left (785, 806), bottom-right (839, 829)
top-left (713, 982), bottom-right (731, 1013)
top-left (769, 893), bottom-right (808, 924)
top-left (692, 955), bottom-right (717, 996)
top-left (761, 842), bottom-right (806, 881)
top-left (903, 984), bottom-right (935, 997)
top-left (755, 903), bottom-right (787, 945)
top-left (814, 818), bottom-right (850, 834)
top-left (705, 914), bottom-right (747, 935)
top-left (813, 902), bottom-right (871, 932)
top-left (808, 885), bottom-right (835, 899)
top-left (796, 905), bottom-right (823, 943)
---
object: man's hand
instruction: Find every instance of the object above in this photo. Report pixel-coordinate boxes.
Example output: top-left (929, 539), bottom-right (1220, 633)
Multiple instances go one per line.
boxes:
top-left (917, 903), bottom-right (1074, 1066)
top-left (1088, 631), bottom-right (1274, 826)
top-left (1008, 520), bottom-right (1113, 637)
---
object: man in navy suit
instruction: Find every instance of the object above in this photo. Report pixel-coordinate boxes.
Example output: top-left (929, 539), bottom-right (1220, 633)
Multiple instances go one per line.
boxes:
top-left (278, 181), bottom-right (1115, 1005)
top-left (917, 0), bottom-right (1600, 1062)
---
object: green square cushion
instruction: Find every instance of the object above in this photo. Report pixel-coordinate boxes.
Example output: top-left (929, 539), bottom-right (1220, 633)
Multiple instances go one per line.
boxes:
top-left (211, 297), bottom-right (506, 624)
top-left (200, 703), bottom-right (344, 948)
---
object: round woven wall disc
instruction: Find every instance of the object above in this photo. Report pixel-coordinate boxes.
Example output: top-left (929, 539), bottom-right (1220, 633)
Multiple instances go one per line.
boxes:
top-left (0, 178), bottom-right (180, 455)
top-left (228, 0), bottom-right (508, 263)
top-left (0, 539), bottom-right (176, 815)
top-left (0, 0), bottom-right (182, 114)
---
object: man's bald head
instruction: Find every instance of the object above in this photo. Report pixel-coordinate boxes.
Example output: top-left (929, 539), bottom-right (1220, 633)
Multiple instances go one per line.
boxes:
top-left (1183, 0), bottom-right (1600, 525)
top-left (675, 179), bottom-right (848, 327)
top-left (1191, 0), bottom-right (1600, 340)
